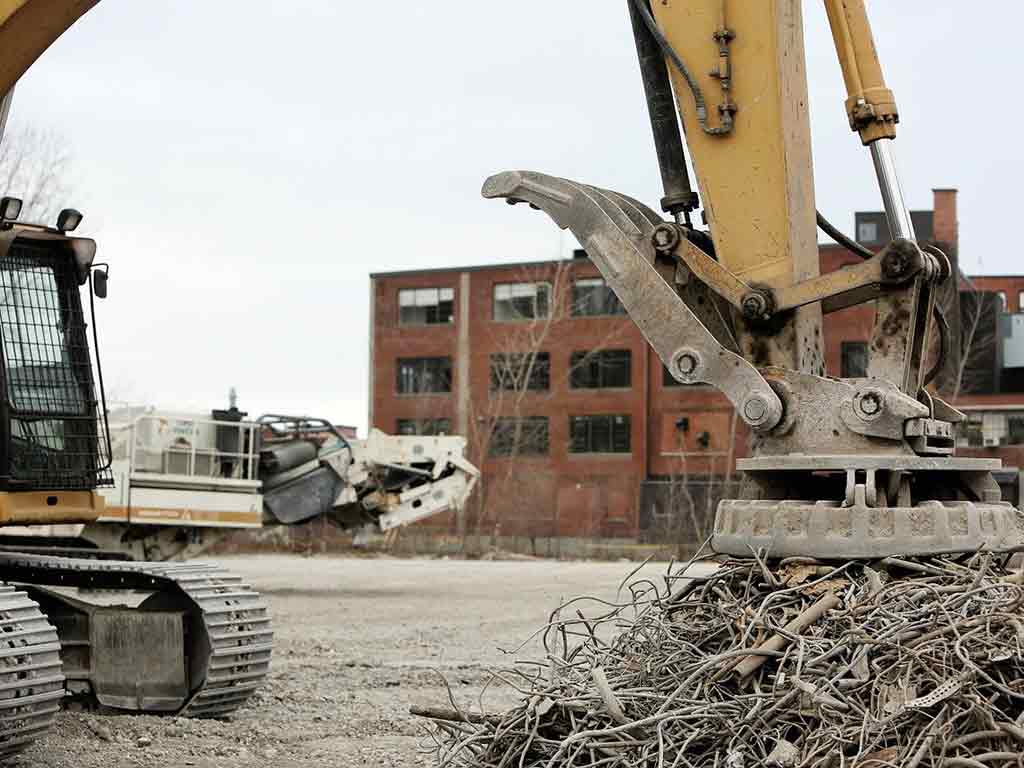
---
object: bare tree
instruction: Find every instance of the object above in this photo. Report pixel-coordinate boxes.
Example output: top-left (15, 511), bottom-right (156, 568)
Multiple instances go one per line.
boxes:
top-left (0, 123), bottom-right (72, 224)
top-left (942, 272), bottom-right (1001, 401)
top-left (463, 259), bottom-right (632, 553)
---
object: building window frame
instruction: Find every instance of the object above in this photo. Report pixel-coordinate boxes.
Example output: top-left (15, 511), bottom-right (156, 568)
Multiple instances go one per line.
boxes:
top-left (396, 418), bottom-right (452, 436)
top-left (398, 287), bottom-right (455, 326)
top-left (488, 416), bottom-right (550, 457)
top-left (662, 364), bottom-right (710, 388)
top-left (570, 349), bottom-right (632, 390)
top-left (840, 340), bottom-right (869, 379)
top-left (857, 220), bottom-right (878, 244)
top-left (569, 414), bottom-right (632, 454)
top-left (493, 282), bottom-right (552, 322)
top-left (571, 278), bottom-right (625, 317)
top-left (395, 356), bottom-right (453, 395)
top-left (490, 352), bottom-right (550, 393)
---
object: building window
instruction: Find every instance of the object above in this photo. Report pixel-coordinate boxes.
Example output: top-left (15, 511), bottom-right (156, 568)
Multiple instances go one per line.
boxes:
top-left (856, 219), bottom-right (880, 243)
top-left (569, 415), bottom-right (631, 454)
top-left (954, 412), bottom-right (1024, 448)
top-left (955, 416), bottom-right (983, 448)
top-left (570, 350), bottom-right (632, 389)
top-left (489, 417), bottom-right (549, 457)
top-left (490, 352), bottom-right (550, 392)
top-left (1010, 415), bottom-right (1024, 445)
top-left (572, 278), bottom-right (625, 317)
top-left (399, 288), bottom-right (454, 325)
top-left (998, 291), bottom-right (1008, 312)
top-left (396, 357), bottom-right (452, 394)
top-left (493, 282), bottom-right (551, 322)
top-left (841, 341), bottom-right (869, 378)
top-left (396, 418), bottom-right (451, 436)
top-left (857, 221), bottom-right (878, 243)
top-left (663, 364), bottom-right (705, 387)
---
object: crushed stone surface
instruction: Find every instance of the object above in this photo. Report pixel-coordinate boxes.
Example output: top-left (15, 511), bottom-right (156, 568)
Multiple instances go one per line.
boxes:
top-left (13, 554), bottom-right (667, 768)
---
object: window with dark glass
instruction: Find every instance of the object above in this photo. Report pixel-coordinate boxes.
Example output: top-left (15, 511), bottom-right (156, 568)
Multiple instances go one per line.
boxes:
top-left (840, 341), bottom-right (869, 378)
top-left (569, 415), bottom-right (631, 454)
top-left (572, 278), bottom-right (625, 317)
top-left (0, 240), bottom-right (112, 490)
top-left (489, 417), bottom-right (549, 457)
top-left (1009, 415), bottom-right (1024, 445)
top-left (490, 352), bottom-right (550, 392)
top-left (857, 220), bottom-right (878, 244)
top-left (396, 357), bottom-right (452, 394)
top-left (663, 364), bottom-right (706, 387)
top-left (399, 287), bottom-right (454, 325)
top-left (570, 350), bottom-right (631, 389)
top-left (396, 418), bottom-right (452, 436)
top-left (955, 416), bottom-right (983, 448)
top-left (493, 282), bottom-right (551, 321)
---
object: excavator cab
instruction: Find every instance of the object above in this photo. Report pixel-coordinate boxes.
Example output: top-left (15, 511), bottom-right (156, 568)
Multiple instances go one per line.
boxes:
top-left (0, 216), bottom-right (111, 520)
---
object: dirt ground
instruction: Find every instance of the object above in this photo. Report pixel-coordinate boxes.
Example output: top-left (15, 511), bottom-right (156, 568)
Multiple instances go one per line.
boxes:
top-left (14, 554), bottom-right (676, 768)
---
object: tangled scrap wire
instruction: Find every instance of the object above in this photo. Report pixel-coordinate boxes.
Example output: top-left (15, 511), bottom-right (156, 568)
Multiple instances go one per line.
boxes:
top-left (415, 552), bottom-right (1024, 768)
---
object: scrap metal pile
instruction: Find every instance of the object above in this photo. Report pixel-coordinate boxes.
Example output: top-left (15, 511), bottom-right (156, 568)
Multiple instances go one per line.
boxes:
top-left (415, 554), bottom-right (1024, 767)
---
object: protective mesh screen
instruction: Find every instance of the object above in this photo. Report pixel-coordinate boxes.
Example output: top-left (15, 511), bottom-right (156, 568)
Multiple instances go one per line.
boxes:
top-left (0, 239), bottom-right (111, 489)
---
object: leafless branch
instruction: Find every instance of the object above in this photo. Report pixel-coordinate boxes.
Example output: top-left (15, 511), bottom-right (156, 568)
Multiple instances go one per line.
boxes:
top-left (0, 124), bottom-right (73, 224)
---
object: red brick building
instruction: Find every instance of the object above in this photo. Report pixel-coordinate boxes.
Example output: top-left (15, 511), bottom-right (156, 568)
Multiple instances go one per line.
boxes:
top-left (369, 189), bottom-right (1024, 546)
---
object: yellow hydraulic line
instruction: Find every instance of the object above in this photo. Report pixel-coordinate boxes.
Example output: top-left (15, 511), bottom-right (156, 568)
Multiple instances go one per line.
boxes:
top-left (827, 1), bottom-right (864, 100)
top-left (823, 0), bottom-right (898, 145)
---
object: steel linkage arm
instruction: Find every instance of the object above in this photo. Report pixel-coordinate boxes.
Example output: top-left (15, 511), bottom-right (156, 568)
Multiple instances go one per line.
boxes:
top-left (482, 170), bottom-right (782, 433)
top-left (653, 226), bottom-right (932, 321)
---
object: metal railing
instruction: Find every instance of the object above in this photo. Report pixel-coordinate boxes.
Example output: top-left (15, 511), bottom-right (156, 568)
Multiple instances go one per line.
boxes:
top-left (119, 413), bottom-right (261, 482)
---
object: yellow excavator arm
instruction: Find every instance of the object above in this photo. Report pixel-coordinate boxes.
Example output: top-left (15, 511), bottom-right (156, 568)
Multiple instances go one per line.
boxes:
top-left (0, 0), bottom-right (97, 96)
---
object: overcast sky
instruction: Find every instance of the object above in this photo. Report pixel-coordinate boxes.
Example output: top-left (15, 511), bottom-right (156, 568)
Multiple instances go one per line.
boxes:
top-left (8, 2), bottom-right (1022, 433)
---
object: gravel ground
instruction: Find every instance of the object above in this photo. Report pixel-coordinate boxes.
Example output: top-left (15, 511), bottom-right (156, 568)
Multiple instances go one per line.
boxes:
top-left (13, 554), bottom-right (675, 768)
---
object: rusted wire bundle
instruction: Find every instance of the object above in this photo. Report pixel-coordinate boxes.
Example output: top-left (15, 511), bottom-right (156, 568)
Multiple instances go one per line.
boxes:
top-left (413, 553), bottom-right (1024, 768)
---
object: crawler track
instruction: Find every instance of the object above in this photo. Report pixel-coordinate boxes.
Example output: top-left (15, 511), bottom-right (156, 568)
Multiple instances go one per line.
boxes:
top-left (0, 584), bottom-right (64, 760)
top-left (0, 553), bottom-right (272, 754)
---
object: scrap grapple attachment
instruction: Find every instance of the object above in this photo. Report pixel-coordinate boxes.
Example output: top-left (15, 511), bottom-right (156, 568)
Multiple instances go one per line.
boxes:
top-left (486, 170), bottom-right (1024, 559)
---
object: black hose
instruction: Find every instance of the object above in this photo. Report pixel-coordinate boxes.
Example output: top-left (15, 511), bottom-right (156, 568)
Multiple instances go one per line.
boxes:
top-left (628, 0), bottom-right (732, 135)
top-left (626, 0), bottom-right (699, 219)
top-left (816, 210), bottom-right (874, 260)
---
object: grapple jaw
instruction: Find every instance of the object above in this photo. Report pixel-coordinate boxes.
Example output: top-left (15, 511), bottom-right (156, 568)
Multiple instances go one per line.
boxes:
top-left (484, 171), bottom-right (783, 434)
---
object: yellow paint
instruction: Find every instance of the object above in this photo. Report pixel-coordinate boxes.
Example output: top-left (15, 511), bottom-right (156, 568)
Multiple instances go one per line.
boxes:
top-left (0, 1), bottom-right (99, 96)
top-left (654, 0), bottom-right (819, 287)
top-left (100, 505), bottom-right (262, 528)
top-left (823, 0), bottom-right (898, 144)
top-left (0, 490), bottom-right (103, 524)
top-left (653, 0), bottom-right (823, 371)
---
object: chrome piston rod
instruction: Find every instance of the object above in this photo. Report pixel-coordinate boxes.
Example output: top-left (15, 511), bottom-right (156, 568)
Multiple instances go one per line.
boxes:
top-left (870, 138), bottom-right (916, 241)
